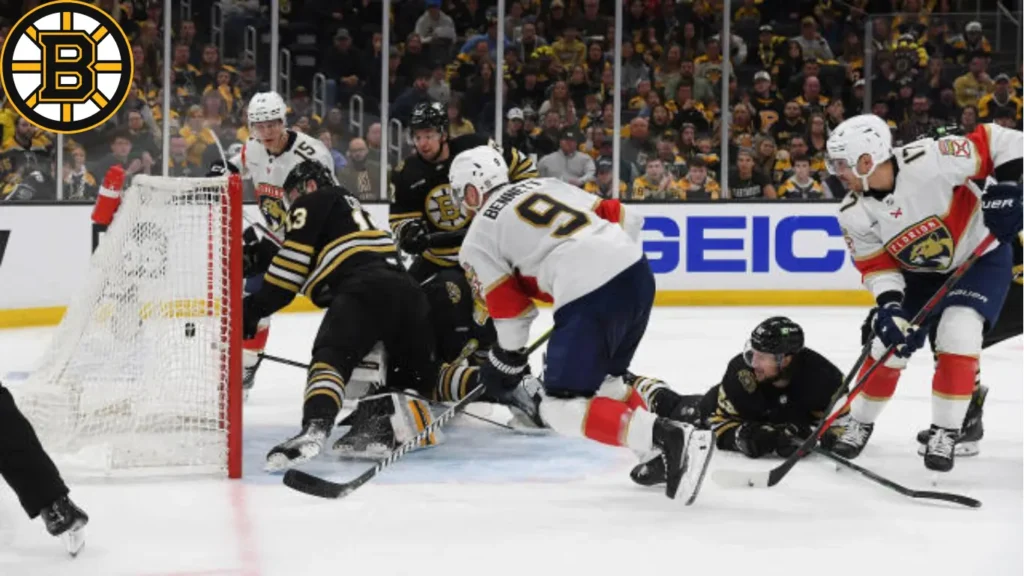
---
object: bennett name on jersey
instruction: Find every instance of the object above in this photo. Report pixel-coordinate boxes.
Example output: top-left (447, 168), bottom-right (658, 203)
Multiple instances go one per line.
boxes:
top-left (825, 114), bottom-right (1023, 472)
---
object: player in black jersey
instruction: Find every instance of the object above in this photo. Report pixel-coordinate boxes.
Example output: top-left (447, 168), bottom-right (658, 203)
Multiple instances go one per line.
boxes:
top-left (245, 160), bottom-right (539, 470)
top-left (627, 317), bottom-right (849, 486)
top-left (389, 102), bottom-right (538, 363)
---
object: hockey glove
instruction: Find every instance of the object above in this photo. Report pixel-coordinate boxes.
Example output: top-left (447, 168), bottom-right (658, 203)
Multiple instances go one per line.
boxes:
top-left (982, 183), bottom-right (1023, 245)
top-left (735, 422), bottom-right (785, 459)
top-left (872, 302), bottom-right (926, 359)
top-left (481, 347), bottom-right (530, 398)
top-left (397, 220), bottom-right (430, 255)
top-left (206, 160), bottom-right (238, 177)
top-left (242, 227), bottom-right (279, 278)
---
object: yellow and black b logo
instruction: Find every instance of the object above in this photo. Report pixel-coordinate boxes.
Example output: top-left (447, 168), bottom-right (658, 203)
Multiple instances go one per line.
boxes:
top-left (1, 0), bottom-right (133, 134)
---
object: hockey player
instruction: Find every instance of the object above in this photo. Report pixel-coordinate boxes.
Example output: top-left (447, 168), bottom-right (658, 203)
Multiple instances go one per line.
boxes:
top-left (242, 160), bottom-right (534, 469)
top-left (450, 146), bottom-right (715, 503)
top-left (210, 91), bottom-right (337, 397)
top-left (389, 102), bottom-right (537, 363)
top-left (0, 380), bottom-right (89, 556)
top-left (825, 114), bottom-right (1023, 472)
top-left (627, 317), bottom-right (848, 485)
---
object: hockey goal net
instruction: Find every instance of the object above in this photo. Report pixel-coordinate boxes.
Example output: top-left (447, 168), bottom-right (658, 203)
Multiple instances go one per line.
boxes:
top-left (12, 174), bottom-right (244, 478)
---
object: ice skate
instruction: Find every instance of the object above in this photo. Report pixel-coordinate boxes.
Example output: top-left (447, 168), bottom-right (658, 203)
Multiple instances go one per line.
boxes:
top-left (916, 384), bottom-right (987, 457)
top-left (923, 425), bottom-right (958, 472)
top-left (828, 418), bottom-right (874, 459)
top-left (265, 419), bottom-right (331, 472)
top-left (40, 495), bottom-right (89, 557)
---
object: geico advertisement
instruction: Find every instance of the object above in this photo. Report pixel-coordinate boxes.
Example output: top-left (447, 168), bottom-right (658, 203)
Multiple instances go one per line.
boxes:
top-left (627, 203), bottom-right (863, 290)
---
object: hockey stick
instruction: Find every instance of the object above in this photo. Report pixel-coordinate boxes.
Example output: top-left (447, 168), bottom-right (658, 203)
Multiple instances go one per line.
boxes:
top-left (283, 327), bottom-right (554, 499)
top-left (811, 446), bottom-right (981, 508)
top-left (713, 234), bottom-right (997, 490)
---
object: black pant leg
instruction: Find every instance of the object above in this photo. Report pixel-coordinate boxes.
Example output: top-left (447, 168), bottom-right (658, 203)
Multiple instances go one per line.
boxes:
top-left (382, 271), bottom-right (445, 399)
top-left (0, 384), bottom-right (68, 518)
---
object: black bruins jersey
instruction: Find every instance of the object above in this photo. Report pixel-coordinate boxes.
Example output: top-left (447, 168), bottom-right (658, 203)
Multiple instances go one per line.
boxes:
top-left (247, 186), bottom-right (400, 317)
top-left (703, 349), bottom-right (846, 450)
top-left (388, 134), bottom-right (538, 269)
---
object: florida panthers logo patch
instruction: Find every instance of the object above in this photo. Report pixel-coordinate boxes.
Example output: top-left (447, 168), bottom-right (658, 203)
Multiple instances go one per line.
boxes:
top-left (887, 216), bottom-right (955, 271)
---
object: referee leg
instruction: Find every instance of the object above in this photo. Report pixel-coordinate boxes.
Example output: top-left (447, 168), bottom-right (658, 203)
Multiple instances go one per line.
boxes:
top-left (0, 382), bottom-right (69, 518)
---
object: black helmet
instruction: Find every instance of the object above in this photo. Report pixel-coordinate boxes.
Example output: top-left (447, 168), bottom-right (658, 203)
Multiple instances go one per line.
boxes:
top-left (410, 101), bottom-right (448, 135)
top-left (748, 316), bottom-right (804, 357)
top-left (282, 160), bottom-right (335, 199)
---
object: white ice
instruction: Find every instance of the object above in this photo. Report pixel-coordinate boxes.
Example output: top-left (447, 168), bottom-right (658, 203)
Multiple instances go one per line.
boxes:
top-left (0, 307), bottom-right (1020, 576)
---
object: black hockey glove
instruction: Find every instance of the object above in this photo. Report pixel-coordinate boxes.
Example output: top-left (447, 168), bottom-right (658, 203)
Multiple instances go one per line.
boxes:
top-left (481, 347), bottom-right (530, 398)
top-left (242, 227), bottom-right (278, 278)
top-left (397, 220), bottom-right (430, 255)
top-left (982, 182), bottom-right (1023, 244)
top-left (735, 422), bottom-right (801, 459)
top-left (206, 160), bottom-right (239, 177)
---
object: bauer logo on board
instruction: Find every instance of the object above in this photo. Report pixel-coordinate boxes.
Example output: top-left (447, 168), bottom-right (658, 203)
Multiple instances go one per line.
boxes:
top-left (0, 0), bottom-right (133, 134)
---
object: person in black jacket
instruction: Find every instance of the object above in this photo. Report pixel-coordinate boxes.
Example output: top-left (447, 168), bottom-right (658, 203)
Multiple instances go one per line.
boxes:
top-left (0, 382), bottom-right (89, 556)
top-left (627, 317), bottom-right (849, 486)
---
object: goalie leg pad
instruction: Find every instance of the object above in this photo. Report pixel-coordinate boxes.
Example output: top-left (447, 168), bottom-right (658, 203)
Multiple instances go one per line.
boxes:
top-left (333, 393), bottom-right (444, 459)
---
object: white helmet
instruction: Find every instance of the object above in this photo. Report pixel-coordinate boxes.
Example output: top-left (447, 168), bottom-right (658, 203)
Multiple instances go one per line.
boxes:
top-left (449, 145), bottom-right (509, 211)
top-left (247, 92), bottom-right (287, 125)
top-left (826, 114), bottom-right (893, 191)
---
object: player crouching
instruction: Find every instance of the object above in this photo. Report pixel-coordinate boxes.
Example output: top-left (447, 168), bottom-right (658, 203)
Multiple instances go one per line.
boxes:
top-left (627, 317), bottom-right (848, 485)
top-left (450, 146), bottom-right (714, 503)
top-left (825, 114), bottom-right (1022, 472)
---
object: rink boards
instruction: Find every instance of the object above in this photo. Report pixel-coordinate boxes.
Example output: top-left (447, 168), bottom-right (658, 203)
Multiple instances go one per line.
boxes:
top-left (0, 202), bottom-right (871, 328)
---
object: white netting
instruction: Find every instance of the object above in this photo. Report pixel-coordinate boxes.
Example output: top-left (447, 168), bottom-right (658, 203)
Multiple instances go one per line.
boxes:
top-left (12, 175), bottom-right (241, 477)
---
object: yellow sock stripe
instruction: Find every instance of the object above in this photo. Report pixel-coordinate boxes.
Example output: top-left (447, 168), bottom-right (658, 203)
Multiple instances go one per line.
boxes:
top-left (304, 388), bottom-right (342, 408)
top-left (438, 363), bottom-right (456, 402)
top-left (932, 390), bottom-right (973, 400)
top-left (407, 400), bottom-right (436, 445)
top-left (459, 367), bottom-right (477, 401)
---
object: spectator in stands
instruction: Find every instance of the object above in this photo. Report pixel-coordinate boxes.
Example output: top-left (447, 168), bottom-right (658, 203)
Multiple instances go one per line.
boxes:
top-left (620, 41), bottom-right (651, 96)
top-left (793, 17), bottom-right (834, 62)
top-left (62, 145), bottom-right (98, 200)
top-left (392, 68), bottom-right (435, 125)
top-left (899, 93), bottom-right (944, 144)
top-left (515, 21), bottom-right (547, 62)
top-left (167, 133), bottom-right (202, 177)
top-left (317, 130), bottom-right (347, 173)
top-left (326, 29), bottom-right (365, 109)
top-left (693, 133), bottom-right (721, 179)
top-left (416, 0), bottom-right (458, 45)
top-left (93, 129), bottom-right (143, 183)
top-left (551, 21), bottom-right (586, 70)
top-left (677, 155), bottom-right (721, 200)
top-left (539, 80), bottom-right (576, 124)
top-left (771, 100), bottom-right (806, 148)
top-left (622, 116), bottom-right (654, 172)
top-left (695, 36), bottom-right (725, 86)
top-left (954, 54), bottom-right (995, 108)
top-left (460, 8), bottom-right (512, 60)
top-left (777, 155), bottom-right (829, 199)
top-left (584, 158), bottom-right (626, 199)
top-left (754, 135), bottom-right (788, 186)
top-left (448, 96), bottom-right (476, 137)
top-left (336, 137), bottom-right (380, 202)
top-left (504, 108), bottom-right (536, 157)
top-left (366, 123), bottom-right (383, 165)
top-left (960, 104), bottom-right (980, 134)
top-left (538, 127), bottom-right (594, 187)
top-left (728, 148), bottom-right (776, 200)
top-left (979, 74), bottom-right (1023, 123)
top-left (631, 156), bottom-right (681, 201)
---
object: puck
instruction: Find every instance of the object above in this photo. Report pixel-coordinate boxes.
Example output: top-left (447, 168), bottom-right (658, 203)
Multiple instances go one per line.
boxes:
top-left (185, 322), bottom-right (196, 338)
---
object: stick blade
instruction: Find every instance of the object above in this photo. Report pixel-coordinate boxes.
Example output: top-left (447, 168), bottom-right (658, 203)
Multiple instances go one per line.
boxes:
top-left (711, 467), bottom-right (772, 489)
top-left (283, 469), bottom-right (351, 499)
top-left (913, 490), bottom-right (983, 509)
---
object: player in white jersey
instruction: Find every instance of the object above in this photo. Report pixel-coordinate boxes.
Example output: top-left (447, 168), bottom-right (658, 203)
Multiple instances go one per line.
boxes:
top-left (825, 114), bottom-right (1023, 472)
top-left (209, 92), bottom-right (339, 397)
top-left (450, 145), bottom-right (715, 503)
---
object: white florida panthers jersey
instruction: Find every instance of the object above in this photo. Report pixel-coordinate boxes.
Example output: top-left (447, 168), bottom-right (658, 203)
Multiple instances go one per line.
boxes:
top-left (839, 123), bottom-right (1023, 299)
top-left (459, 177), bottom-right (644, 350)
top-left (230, 131), bottom-right (336, 234)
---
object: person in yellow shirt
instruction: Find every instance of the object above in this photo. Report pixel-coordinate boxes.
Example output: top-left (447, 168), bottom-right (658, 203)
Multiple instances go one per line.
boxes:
top-left (584, 158), bottom-right (627, 199)
top-left (978, 74), bottom-right (1023, 122)
top-left (550, 21), bottom-right (586, 70)
top-left (178, 105), bottom-right (216, 167)
top-left (677, 156), bottom-right (721, 200)
top-left (953, 55), bottom-right (995, 108)
top-left (629, 157), bottom-right (682, 201)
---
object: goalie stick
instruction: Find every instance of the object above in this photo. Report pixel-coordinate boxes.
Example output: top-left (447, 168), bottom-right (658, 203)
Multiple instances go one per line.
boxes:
top-left (282, 328), bottom-right (554, 499)
top-left (713, 234), bottom-right (997, 490)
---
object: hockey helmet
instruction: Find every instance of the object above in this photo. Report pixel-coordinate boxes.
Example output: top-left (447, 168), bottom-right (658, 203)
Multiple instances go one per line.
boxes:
top-left (410, 102), bottom-right (449, 135)
top-left (743, 316), bottom-right (804, 368)
top-left (825, 114), bottom-right (893, 191)
top-left (247, 92), bottom-right (287, 126)
top-left (449, 145), bottom-right (509, 211)
top-left (282, 160), bottom-right (335, 205)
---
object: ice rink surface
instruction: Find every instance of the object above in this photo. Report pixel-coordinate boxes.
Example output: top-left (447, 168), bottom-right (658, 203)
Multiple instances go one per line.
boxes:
top-left (0, 307), bottom-right (1020, 576)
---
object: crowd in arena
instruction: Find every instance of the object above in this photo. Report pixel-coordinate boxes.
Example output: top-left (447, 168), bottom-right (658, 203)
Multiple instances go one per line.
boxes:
top-left (0, 0), bottom-right (1020, 202)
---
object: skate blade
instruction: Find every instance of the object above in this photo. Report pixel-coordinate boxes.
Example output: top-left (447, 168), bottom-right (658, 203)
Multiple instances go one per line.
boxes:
top-left (680, 431), bottom-right (715, 506)
top-left (62, 523), bottom-right (86, 557)
top-left (264, 445), bottom-right (322, 473)
top-left (917, 441), bottom-right (978, 457)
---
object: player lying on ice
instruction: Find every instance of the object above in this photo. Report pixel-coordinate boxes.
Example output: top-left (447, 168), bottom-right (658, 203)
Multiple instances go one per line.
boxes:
top-left (625, 317), bottom-right (849, 486)
top-left (822, 114), bottom-right (1022, 473)
top-left (449, 145), bottom-right (715, 503)
top-left (240, 160), bottom-right (542, 471)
